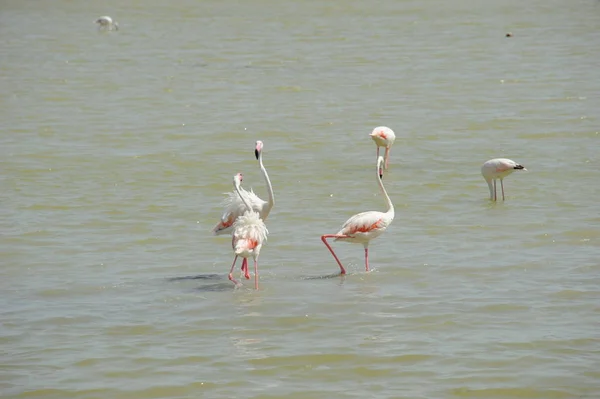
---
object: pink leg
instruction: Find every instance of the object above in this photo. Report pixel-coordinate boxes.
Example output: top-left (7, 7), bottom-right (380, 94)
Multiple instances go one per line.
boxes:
top-left (384, 147), bottom-right (390, 170)
top-left (254, 258), bottom-right (259, 290)
top-left (364, 246), bottom-right (370, 272)
top-left (500, 179), bottom-right (505, 200)
top-left (241, 258), bottom-right (250, 279)
top-left (493, 179), bottom-right (497, 201)
top-left (321, 234), bottom-right (349, 274)
top-left (376, 146), bottom-right (380, 161)
top-left (228, 255), bottom-right (240, 286)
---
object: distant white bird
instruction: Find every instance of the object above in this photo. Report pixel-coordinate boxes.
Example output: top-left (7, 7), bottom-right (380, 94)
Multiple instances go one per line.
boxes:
top-left (481, 158), bottom-right (527, 201)
top-left (95, 16), bottom-right (119, 31)
top-left (369, 126), bottom-right (395, 170)
top-left (228, 173), bottom-right (268, 290)
top-left (212, 140), bottom-right (274, 235)
top-left (321, 156), bottom-right (394, 274)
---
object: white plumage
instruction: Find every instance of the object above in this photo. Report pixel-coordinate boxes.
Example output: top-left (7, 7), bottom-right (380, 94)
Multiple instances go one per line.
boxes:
top-left (481, 158), bottom-right (527, 201)
top-left (95, 16), bottom-right (119, 31)
top-left (321, 156), bottom-right (395, 274)
top-left (232, 211), bottom-right (268, 260)
top-left (369, 126), bottom-right (396, 170)
top-left (228, 173), bottom-right (269, 289)
top-left (213, 140), bottom-right (274, 235)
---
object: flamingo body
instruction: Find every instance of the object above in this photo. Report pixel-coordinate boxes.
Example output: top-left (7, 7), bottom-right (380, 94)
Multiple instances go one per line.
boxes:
top-left (369, 126), bottom-right (395, 170)
top-left (232, 211), bottom-right (268, 261)
top-left (213, 140), bottom-right (274, 235)
top-left (321, 156), bottom-right (394, 274)
top-left (228, 173), bottom-right (268, 289)
top-left (95, 16), bottom-right (119, 30)
top-left (481, 158), bottom-right (526, 201)
top-left (334, 211), bottom-right (392, 245)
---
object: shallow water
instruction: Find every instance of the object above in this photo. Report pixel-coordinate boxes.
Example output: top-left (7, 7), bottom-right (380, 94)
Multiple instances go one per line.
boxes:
top-left (2, 0), bottom-right (600, 398)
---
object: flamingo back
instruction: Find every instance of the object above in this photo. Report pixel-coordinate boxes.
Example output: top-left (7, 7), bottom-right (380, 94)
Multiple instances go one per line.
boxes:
top-left (212, 187), bottom-right (268, 235)
top-left (232, 211), bottom-right (268, 257)
top-left (370, 126), bottom-right (396, 147)
top-left (336, 211), bottom-right (392, 243)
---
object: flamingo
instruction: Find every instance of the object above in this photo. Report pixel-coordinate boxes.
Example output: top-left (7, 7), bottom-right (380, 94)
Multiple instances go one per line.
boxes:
top-left (212, 140), bottom-right (274, 235)
top-left (321, 156), bottom-right (395, 274)
top-left (369, 126), bottom-right (395, 170)
top-left (95, 16), bottom-right (119, 31)
top-left (481, 158), bottom-right (527, 201)
top-left (228, 173), bottom-right (268, 289)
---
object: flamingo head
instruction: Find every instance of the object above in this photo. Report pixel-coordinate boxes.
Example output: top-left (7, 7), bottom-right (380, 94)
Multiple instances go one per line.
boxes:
top-left (234, 173), bottom-right (243, 185)
top-left (255, 140), bottom-right (263, 160)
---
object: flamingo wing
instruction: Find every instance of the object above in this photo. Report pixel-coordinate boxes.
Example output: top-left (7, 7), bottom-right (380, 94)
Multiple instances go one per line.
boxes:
top-left (494, 159), bottom-right (518, 172)
top-left (338, 211), bottom-right (389, 236)
top-left (212, 188), bottom-right (267, 235)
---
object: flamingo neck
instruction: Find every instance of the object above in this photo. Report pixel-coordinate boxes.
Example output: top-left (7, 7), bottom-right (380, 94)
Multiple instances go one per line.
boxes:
top-left (234, 180), bottom-right (252, 212)
top-left (377, 170), bottom-right (394, 218)
top-left (258, 153), bottom-right (275, 213)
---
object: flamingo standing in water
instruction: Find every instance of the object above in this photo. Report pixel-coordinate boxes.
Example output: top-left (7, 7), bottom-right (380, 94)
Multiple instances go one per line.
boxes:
top-left (228, 173), bottom-right (268, 289)
top-left (321, 156), bottom-right (395, 274)
top-left (369, 126), bottom-right (395, 170)
top-left (212, 140), bottom-right (274, 277)
top-left (481, 158), bottom-right (527, 201)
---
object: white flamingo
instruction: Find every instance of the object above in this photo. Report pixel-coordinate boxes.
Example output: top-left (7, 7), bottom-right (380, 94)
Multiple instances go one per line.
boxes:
top-left (212, 140), bottom-right (274, 235)
top-left (321, 156), bottom-right (395, 274)
top-left (95, 16), bottom-right (119, 31)
top-left (369, 126), bottom-right (395, 170)
top-left (481, 158), bottom-right (527, 201)
top-left (228, 173), bottom-right (268, 289)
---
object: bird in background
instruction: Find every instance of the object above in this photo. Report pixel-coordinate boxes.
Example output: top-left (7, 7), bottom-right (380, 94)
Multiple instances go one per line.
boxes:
top-left (481, 158), bottom-right (527, 201)
top-left (213, 140), bottom-right (274, 235)
top-left (95, 16), bottom-right (119, 31)
top-left (369, 126), bottom-right (395, 170)
top-left (321, 156), bottom-right (395, 274)
top-left (228, 173), bottom-right (268, 289)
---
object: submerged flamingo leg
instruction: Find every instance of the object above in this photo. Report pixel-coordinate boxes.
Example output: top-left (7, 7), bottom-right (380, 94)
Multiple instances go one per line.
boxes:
top-left (384, 147), bottom-right (391, 170)
top-left (321, 234), bottom-right (350, 274)
top-left (500, 179), bottom-right (505, 201)
top-left (254, 258), bottom-right (259, 290)
top-left (241, 258), bottom-right (250, 279)
top-left (228, 255), bottom-right (240, 287)
top-left (364, 246), bottom-right (370, 272)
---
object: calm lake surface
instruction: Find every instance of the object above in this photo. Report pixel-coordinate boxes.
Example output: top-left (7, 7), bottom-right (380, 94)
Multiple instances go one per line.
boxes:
top-left (1, 0), bottom-right (599, 398)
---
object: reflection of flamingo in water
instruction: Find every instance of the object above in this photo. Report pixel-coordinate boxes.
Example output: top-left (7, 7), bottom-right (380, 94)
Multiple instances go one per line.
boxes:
top-left (228, 173), bottom-right (268, 289)
top-left (369, 126), bottom-right (395, 170)
top-left (213, 141), bottom-right (274, 277)
top-left (321, 156), bottom-right (395, 274)
top-left (481, 158), bottom-right (526, 201)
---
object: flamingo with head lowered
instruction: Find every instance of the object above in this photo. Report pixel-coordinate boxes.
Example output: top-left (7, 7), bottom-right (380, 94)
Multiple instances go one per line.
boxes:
top-left (481, 158), bottom-right (526, 201)
top-left (321, 156), bottom-right (395, 274)
top-left (228, 173), bottom-right (268, 289)
top-left (95, 16), bottom-right (119, 31)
